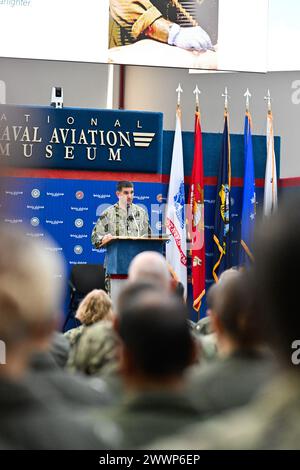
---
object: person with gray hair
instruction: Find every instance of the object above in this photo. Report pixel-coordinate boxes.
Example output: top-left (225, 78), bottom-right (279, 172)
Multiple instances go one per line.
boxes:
top-left (0, 225), bottom-right (119, 449)
top-left (128, 251), bottom-right (171, 292)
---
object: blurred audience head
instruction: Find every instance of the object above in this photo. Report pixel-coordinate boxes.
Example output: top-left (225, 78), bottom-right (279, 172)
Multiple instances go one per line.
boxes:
top-left (128, 251), bottom-right (171, 292)
top-left (207, 269), bottom-right (260, 356)
top-left (253, 195), bottom-right (300, 366)
top-left (115, 282), bottom-right (195, 388)
top-left (0, 224), bottom-right (65, 377)
top-left (75, 289), bottom-right (113, 325)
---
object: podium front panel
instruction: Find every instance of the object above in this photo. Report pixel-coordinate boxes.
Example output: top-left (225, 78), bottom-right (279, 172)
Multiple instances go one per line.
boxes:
top-left (106, 239), bottom-right (165, 275)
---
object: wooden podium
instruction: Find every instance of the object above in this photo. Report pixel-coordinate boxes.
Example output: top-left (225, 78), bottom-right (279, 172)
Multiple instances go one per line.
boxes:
top-left (105, 236), bottom-right (169, 303)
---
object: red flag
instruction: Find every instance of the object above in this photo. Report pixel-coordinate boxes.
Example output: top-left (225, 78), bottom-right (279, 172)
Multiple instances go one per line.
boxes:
top-left (188, 111), bottom-right (206, 313)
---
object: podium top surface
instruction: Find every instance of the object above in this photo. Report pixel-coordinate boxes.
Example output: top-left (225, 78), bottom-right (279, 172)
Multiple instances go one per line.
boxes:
top-left (111, 236), bottom-right (169, 241)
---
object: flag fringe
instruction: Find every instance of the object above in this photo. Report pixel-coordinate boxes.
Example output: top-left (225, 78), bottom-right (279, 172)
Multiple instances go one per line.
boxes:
top-left (241, 239), bottom-right (254, 262)
top-left (212, 234), bottom-right (225, 282)
top-left (193, 289), bottom-right (205, 313)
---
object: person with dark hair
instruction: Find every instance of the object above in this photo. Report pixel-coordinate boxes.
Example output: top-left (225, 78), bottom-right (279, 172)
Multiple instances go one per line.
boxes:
top-left (186, 269), bottom-right (275, 416)
top-left (91, 181), bottom-right (151, 249)
top-left (101, 282), bottom-right (200, 448)
top-left (0, 225), bottom-right (118, 449)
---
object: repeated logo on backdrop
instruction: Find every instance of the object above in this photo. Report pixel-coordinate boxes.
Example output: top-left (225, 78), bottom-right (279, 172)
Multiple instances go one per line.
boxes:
top-left (0, 178), bottom-right (163, 275)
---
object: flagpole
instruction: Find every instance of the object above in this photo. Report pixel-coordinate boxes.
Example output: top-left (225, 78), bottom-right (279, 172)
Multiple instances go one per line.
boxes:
top-left (190, 85), bottom-right (206, 319)
top-left (222, 86), bottom-right (229, 116)
top-left (166, 84), bottom-right (187, 297)
top-left (264, 89), bottom-right (272, 115)
top-left (263, 89), bottom-right (277, 216)
top-left (240, 88), bottom-right (256, 266)
top-left (244, 88), bottom-right (251, 113)
top-left (212, 88), bottom-right (232, 282)
top-left (193, 85), bottom-right (201, 115)
top-left (222, 87), bottom-right (231, 189)
top-left (176, 83), bottom-right (183, 115)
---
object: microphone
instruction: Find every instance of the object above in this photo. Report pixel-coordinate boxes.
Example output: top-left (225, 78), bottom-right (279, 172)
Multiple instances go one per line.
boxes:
top-left (126, 203), bottom-right (131, 234)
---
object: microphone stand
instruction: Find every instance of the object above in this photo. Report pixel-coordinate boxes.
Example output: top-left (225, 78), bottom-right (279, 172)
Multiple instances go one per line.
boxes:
top-left (127, 203), bottom-right (140, 237)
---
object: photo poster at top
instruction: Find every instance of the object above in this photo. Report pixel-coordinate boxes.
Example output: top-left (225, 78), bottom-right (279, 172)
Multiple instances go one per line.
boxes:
top-left (107, 0), bottom-right (269, 72)
top-left (0, 0), bottom-right (109, 63)
top-left (0, 0), bottom-right (269, 71)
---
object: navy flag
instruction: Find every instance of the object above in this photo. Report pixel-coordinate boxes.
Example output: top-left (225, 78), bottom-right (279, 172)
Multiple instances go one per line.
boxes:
top-left (212, 112), bottom-right (232, 282)
top-left (240, 112), bottom-right (256, 266)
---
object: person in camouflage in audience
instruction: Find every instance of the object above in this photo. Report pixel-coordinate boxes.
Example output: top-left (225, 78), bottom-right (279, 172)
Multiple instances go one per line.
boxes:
top-left (64, 289), bottom-right (113, 347)
top-left (67, 320), bottom-right (120, 379)
top-left (100, 282), bottom-right (201, 449)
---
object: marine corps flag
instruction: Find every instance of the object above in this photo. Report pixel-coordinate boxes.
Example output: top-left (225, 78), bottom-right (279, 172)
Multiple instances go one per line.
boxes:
top-left (212, 111), bottom-right (231, 282)
top-left (166, 105), bottom-right (187, 295)
top-left (188, 108), bottom-right (206, 312)
top-left (240, 112), bottom-right (256, 266)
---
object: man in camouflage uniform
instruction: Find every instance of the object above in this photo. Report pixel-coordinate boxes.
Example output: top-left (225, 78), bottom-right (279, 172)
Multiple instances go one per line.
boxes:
top-left (91, 180), bottom-right (151, 248)
top-left (91, 181), bottom-right (151, 294)
top-left (109, 0), bottom-right (213, 51)
top-left (100, 283), bottom-right (201, 449)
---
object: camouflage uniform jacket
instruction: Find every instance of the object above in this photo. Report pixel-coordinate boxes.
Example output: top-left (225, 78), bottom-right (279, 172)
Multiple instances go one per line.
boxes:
top-left (64, 325), bottom-right (85, 347)
top-left (67, 321), bottom-right (120, 378)
top-left (91, 202), bottom-right (150, 248)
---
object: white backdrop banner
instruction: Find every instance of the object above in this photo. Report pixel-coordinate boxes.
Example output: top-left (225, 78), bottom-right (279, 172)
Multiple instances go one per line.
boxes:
top-left (0, 0), bottom-right (109, 63)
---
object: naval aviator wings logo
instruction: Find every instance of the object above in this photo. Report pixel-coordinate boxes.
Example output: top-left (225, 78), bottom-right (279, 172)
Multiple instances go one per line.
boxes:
top-left (133, 132), bottom-right (155, 148)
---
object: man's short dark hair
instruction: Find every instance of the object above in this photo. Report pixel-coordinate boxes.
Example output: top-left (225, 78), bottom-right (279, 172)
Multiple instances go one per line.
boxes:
top-left (116, 181), bottom-right (134, 192)
top-left (117, 283), bottom-right (193, 378)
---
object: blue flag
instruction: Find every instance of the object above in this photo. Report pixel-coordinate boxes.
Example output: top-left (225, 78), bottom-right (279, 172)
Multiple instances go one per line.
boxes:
top-left (240, 112), bottom-right (256, 266)
top-left (212, 112), bottom-right (232, 282)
